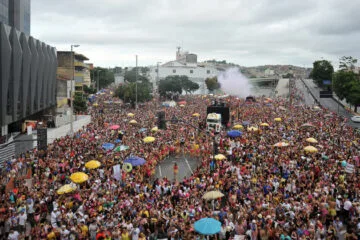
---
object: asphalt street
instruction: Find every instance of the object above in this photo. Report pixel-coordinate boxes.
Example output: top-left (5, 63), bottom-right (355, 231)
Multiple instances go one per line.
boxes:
top-left (154, 150), bottom-right (200, 181)
top-left (299, 79), bottom-right (360, 128)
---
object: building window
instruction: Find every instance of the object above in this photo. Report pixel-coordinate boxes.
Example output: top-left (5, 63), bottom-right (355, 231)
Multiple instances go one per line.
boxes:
top-left (207, 70), bottom-right (210, 74)
top-left (190, 70), bottom-right (193, 74)
top-left (155, 69), bottom-right (158, 73)
top-left (173, 69), bottom-right (176, 73)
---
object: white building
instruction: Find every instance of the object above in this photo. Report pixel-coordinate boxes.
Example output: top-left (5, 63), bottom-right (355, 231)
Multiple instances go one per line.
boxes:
top-left (264, 68), bottom-right (275, 77)
top-left (148, 48), bottom-right (222, 94)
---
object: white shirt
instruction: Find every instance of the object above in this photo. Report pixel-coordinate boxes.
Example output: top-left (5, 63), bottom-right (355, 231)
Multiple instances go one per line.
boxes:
top-left (343, 200), bottom-right (352, 211)
top-left (18, 213), bottom-right (27, 226)
top-left (132, 228), bottom-right (140, 240)
top-left (8, 231), bottom-right (20, 240)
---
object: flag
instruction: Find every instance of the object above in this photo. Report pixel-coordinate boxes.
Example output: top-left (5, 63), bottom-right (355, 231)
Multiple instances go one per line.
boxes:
top-left (345, 163), bottom-right (355, 174)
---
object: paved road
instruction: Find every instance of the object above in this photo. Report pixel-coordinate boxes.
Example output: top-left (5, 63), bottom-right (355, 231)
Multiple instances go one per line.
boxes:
top-left (154, 151), bottom-right (200, 181)
top-left (299, 79), bottom-right (360, 128)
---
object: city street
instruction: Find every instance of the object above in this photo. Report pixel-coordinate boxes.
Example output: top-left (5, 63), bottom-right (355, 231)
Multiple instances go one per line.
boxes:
top-left (299, 79), bottom-right (360, 128)
top-left (153, 151), bottom-right (200, 182)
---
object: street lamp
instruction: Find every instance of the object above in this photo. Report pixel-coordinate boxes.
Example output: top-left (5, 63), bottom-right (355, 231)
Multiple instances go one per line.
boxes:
top-left (70, 44), bottom-right (80, 135)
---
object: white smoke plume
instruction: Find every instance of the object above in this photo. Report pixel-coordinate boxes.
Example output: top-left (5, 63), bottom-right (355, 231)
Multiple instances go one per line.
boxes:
top-left (217, 67), bottom-right (252, 98)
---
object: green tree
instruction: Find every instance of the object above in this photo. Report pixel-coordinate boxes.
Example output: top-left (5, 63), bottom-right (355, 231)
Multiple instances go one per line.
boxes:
top-left (205, 76), bottom-right (221, 92)
top-left (83, 85), bottom-right (96, 94)
top-left (90, 67), bottom-right (115, 90)
top-left (339, 56), bottom-right (357, 71)
top-left (124, 68), bottom-right (149, 83)
top-left (282, 73), bottom-right (294, 78)
top-left (73, 93), bottom-right (87, 113)
top-left (158, 76), bottom-right (182, 97)
top-left (115, 82), bottom-right (152, 105)
top-left (309, 60), bottom-right (334, 87)
top-left (333, 70), bottom-right (360, 112)
top-left (179, 75), bottom-right (199, 94)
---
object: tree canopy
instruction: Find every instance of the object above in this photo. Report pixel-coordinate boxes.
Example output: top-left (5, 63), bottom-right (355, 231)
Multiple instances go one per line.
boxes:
top-left (309, 60), bottom-right (334, 87)
top-left (124, 68), bottom-right (150, 83)
top-left (205, 76), bottom-right (221, 92)
top-left (90, 67), bottom-right (115, 90)
top-left (158, 75), bottom-right (199, 97)
top-left (332, 69), bottom-right (360, 112)
top-left (114, 81), bottom-right (153, 107)
top-left (73, 92), bottom-right (87, 113)
top-left (339, 56), bottom-right (357, 71)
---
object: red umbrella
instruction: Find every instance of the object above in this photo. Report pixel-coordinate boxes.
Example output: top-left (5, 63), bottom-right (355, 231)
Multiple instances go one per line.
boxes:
top-left (178, 101), bottom-right (186, 105)
top-left (109, 125), bottom-right (120, 130)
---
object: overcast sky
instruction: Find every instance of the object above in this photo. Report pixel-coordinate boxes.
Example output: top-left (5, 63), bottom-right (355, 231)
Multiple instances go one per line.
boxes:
top-left (31, 0), bottom-right (360, 68)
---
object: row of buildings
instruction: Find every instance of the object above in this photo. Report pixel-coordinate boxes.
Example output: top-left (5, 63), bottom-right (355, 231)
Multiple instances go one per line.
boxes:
top-left (0, 0), bottom-right (93, 140)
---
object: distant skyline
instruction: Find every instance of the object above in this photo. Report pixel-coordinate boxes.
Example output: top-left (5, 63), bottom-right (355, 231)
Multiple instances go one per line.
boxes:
top-left (32, 0), bottom-right (360, 68)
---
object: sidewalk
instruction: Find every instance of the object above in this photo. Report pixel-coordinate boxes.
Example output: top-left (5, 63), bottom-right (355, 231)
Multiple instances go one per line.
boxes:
top-left (332, 94), bottom-right (359, 116)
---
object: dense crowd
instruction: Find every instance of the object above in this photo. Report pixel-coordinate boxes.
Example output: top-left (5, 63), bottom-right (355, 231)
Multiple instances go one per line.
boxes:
top-left (0, 84), bottom-right (359, 240)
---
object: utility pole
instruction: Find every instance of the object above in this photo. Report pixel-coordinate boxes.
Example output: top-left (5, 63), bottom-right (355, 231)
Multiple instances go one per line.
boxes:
top-left (135, 55), bottom-right (138, 109)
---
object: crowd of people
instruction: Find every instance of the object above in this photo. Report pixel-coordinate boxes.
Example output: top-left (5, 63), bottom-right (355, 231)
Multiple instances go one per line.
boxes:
top-left (0, 83), bottom-right (360, 240)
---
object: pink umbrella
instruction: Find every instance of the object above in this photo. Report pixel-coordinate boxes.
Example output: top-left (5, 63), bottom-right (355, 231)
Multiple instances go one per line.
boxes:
top-left (109, 125), bottom-right (120, 130)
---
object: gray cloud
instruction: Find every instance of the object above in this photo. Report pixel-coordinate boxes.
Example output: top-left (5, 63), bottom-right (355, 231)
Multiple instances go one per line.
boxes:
top-left (31, 0), bottom-right (360, 67)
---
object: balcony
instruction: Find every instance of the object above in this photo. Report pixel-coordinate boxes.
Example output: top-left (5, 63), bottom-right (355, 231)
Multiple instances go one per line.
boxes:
top-left (74, 61), bottom-right (85, 67)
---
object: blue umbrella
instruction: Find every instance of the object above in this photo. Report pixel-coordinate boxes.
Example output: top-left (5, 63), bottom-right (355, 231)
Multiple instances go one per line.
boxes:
top-left (242, 121), bottom-right (250, 126)
top-left (102, 143), bottom-right (115, 150)
top-left (115, 139), bottom-right (121, 143)
top-left (227, 130), bottom-right (242, 138)
top-left (139, 128), bottom-right (147, 133)
top-left (194, 218), bottom-right (221, 235)
top-left (124, 156), bottom-right (146, 166)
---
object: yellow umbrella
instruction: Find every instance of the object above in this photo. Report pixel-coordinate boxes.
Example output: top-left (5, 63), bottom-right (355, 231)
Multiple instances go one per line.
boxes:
top-left (179, 104), bottom-right (185, 107)
top-left (143, 136), bottom-right (156, 143)
top-left (69, 172), bottom-right (89, 184)
top-left (192, 113), bottom-right (200, 117)
top-left (233, 124), bottom-right (244, 130)
top-left (306, 137), bottom-right (318, 144)
top-left (93, 103), bottom-right (99, 107)
top-left (273, 142), bottom-right (289, 147)
top-left (247, 126), bottom-right (259, 132)
top-left (129, 119), bottom-right (137, 124)
top-left (260, 123), bottom-right (269, 127)
top-left (127, 113), bottom-right (135, 117)
top-left (304, 146), bottom-right (318, 153)
top-left (274, 118), bottom-right (282, 122)
top-left (151, 127), bottom-right (158, 132)
top-left (203, 190), bottom-right (225, 200)
top-left (215, 154), bottom-right (226, 160)
top-left (85, 160), bottom-right (101, 169)
top-left (56, 184), bottom-right (76, 195)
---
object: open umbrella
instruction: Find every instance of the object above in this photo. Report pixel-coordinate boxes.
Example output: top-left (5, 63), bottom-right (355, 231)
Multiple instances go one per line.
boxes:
top-left (93, 103), bottom-right (99, 107)
top-left (69, 172), bottom-right (89, 184)
top-left (178, 101), bottom-right (186, 105)
top-left (273, 142), bottom-right (289, 147)
top-left (192, 113), bottom-right (200, 117)
top-left (306, 137), bottom-right (318, 144)
top-left (109, 125), bottom-right (120, 130)
top-left (57, 184), bottom-right (77, 195)
top-left (247, 126), bottom-right (259, 132)
top-left (113, 145), bottom-right (129, 152)
top-left (274, 118), bottom-right (282, 122)
top-left (143, 136), bottom-right (156, 143)
top-left (102, 143), bottom-right (115, 150)
top-left (214, 154), bottom-right (226, 160)
top-left (203, 191), bottom-right (224, 200)
top-left (139, 128), bottom-right (147, 133)
top-left (129, 120), bottom-right (137, 124)
top-left (227, 130), bottom-right (242, 138)
top-left (85, 160), bottom-right (101, 169)
top-left (114, 139), bottom-right (121, 143)
top-left (260, 123), bottom-right (269, 127)
top-left (242, 121), bottom-right (250, 126)
top-left (179, 104), bottom-right (185, 107)
top-left (127, 113), bottom-right (135, 117)
top-left (151, 127), bottom-right (158, 132)
top-left (233, 124), bottom-right (243, 130)
top-left (304, 146), bottom-right (318, 153)
top-left (124, 156), bottom-right (146, 166)
top-left (194, 218), bottom-right (221, 235)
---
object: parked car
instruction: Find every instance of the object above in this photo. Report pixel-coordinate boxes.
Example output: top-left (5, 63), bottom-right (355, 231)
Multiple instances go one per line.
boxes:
top-left (351, 116), bottom-right (360, 123)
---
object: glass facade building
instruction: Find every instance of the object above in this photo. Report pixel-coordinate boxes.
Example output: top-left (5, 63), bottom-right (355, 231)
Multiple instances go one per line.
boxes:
top-left (0, 0), bottom-right (30, 35)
